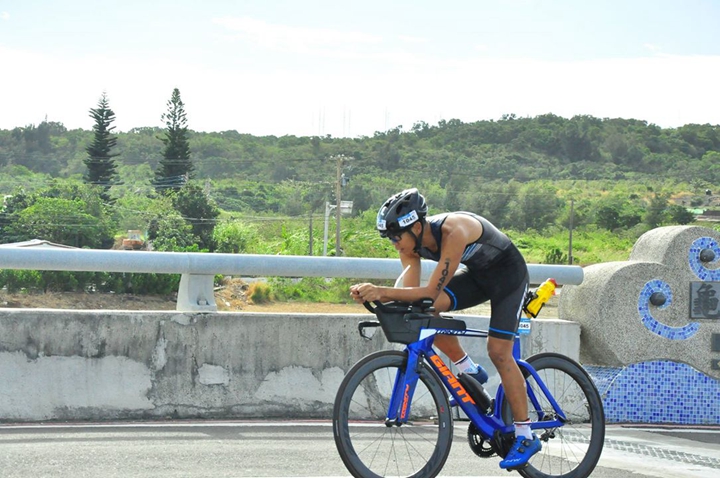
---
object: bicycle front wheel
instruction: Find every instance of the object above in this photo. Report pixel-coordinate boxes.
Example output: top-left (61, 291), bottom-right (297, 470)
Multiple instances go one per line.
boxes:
top-left (502, 353), bottom-right (605, 478)
top-left (333, 350), bottom-right (453, 478)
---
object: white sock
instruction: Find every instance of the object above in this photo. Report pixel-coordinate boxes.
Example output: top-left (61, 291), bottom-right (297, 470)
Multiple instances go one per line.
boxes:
top-left (453, 354), bottom-right (478, 374)
top-left (514, 419), bottom-right (533, 439)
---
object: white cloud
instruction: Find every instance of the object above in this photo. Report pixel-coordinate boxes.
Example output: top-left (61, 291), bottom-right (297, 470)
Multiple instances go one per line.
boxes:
top-left (397, 35), bottom-right (427, 44)
top-left (1, 42), bottom-right (718, 137)
top-left (213, 16), bottom-right (382, 53)
top-left (0, 12), bottom-right (10, 21)
top-left (432, 54), bottom-right (720, 129)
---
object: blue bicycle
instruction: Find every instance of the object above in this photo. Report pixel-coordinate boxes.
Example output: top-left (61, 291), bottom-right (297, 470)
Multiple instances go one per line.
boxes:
top-left (333, 296), bottom-right (605, 478)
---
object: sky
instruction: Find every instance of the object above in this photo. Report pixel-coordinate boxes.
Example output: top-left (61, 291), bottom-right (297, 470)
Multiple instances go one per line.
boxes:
top-left (1, 0), bottom-right (720, 137)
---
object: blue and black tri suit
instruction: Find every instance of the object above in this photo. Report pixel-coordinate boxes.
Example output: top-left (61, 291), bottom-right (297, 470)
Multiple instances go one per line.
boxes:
top-left (417, 212), bottom-right (529, 340)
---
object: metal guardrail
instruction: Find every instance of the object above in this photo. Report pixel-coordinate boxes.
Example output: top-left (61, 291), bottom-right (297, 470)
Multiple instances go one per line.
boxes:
top-left (0, 248), bottom-right (583, 311)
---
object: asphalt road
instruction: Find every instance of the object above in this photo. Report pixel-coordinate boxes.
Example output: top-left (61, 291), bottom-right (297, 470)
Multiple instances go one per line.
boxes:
top-left (0, 420), bottom-right (718, 478)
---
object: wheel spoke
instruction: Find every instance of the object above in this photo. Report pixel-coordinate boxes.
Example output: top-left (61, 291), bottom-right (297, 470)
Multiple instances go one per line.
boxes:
top-left (334, 351), bottom-right (453, 478)
top-left (503, 353), bottom-right (605, 478)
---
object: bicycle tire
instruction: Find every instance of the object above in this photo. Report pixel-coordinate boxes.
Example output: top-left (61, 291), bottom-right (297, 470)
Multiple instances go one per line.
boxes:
top-left (501, 353), bottom-right (605, 478)
top-left (333, 350), bottom-right (453, 478)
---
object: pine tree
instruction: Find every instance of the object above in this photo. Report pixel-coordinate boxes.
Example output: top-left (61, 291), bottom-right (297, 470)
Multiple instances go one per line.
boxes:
top-left (154, 88), bottom-right (193, 193)
top-left (84, 92), bottom-right (119, 201)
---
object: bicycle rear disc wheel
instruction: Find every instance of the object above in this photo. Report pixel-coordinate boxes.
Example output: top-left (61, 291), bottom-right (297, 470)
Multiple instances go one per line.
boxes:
top-left (333, 350), bottom-right (453, 478)
top-left (502, 353), bottom-right (605, 478)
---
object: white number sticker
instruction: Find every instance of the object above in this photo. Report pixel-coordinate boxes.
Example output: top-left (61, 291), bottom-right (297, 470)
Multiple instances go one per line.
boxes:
top-left (518, 318), bottom-right (531, 335)
top-left (398, 210), bottom-right (419, 228)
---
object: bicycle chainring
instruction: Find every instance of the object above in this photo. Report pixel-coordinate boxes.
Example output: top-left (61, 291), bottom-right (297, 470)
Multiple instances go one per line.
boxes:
top-left (467, 423), bottom-right (496, 458)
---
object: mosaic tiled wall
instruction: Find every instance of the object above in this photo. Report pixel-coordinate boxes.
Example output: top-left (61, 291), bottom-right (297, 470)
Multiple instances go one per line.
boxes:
top-left (586, 362), bottom-right (720, 425)
top-left (559, 226), bottom-right (720, 425)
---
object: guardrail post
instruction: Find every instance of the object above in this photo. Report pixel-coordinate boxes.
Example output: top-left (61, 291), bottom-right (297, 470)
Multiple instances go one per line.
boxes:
top-left (177, 274), bottom-right (217, 312)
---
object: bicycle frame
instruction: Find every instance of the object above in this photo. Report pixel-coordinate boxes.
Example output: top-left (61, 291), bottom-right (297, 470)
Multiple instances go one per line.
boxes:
top-left (384, 325), bottom-right (568, 440)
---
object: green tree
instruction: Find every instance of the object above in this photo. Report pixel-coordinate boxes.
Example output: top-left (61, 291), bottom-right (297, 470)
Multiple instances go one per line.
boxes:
top-left (172, 181), bottom-right (220, 251)
top-left (667, 204), bottom-right (695, 225)
top-left (148, 214), bottom-right (198, 251)
top-left (508, 183), bottom-right (561, 231)
top-left (141, 194), bottom-right (197, 251)
top-left (463, 181), bottom-right (519, 228)
top-left (154, 88), bottom-right (193, 193)
top-left (594, 203), bottom-right (621, 230)
top-left (213, 220), bottom-right (261, 253)
top-left (1, 182), bottom-right (114, 247)
top-left (5, 197), bottom-right (108, 247)
top-left (644, 193), bottom-right (669, 228)
top-left (0, 188), bottom-right (32, 243)
top-left (84, 92), bottom-right (119, 202)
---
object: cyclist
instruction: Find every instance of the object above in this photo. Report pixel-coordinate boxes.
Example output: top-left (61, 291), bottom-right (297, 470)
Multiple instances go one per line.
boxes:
top-left (350, 188), bottom-right (540, 470)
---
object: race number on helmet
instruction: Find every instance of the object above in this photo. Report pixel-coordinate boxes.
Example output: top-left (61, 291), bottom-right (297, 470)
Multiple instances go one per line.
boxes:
top-left (376, 188), bottom-right (428, 236)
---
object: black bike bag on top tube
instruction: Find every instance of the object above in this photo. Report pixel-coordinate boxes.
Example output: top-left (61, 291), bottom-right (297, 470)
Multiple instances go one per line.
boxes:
top-left (380, 312), bottom-right (466, 344)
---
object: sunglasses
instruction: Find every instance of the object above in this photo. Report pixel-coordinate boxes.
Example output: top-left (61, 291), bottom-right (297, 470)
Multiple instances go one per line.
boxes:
top-left (388, 231), bottom-right (405, 244)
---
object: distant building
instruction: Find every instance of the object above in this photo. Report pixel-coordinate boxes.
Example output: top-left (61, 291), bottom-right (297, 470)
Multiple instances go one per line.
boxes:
top-left (696, 210), bottom-right (720, 222)
top-left (0, 239), bottom-right (76, 249)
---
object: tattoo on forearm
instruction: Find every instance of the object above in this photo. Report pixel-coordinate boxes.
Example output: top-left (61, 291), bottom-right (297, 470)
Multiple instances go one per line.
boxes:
top-left (436, 258), bottom-right (451, 291)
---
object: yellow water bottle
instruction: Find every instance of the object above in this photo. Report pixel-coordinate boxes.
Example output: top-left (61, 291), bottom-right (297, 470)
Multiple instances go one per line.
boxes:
top-left (525, 278), bottom-right (557, 318)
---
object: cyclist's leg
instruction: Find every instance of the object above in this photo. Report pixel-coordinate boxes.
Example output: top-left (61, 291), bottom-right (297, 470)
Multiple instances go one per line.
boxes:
top-left (483, 268), bottom-right (542, 469)
top-left (489, 334), bottom-right (541, 469)
top-left (484, 260), bottom-right (529, 423)
top-left (488, 336), bottom-right (527, 420)
top-left (431, 291), bottom-right (466, 361)
top-left (486, 277), bottom-right (529, 423)
top-left (434, 275), bottom-right (490, 383)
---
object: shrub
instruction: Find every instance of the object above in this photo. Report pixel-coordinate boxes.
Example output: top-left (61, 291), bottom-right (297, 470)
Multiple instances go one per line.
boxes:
top-left (544, 247), bottom-right (567, 265)
top-left (0, 269), bottom-right (42, 292)
top-left (249, 281), bottom-right (274, 304)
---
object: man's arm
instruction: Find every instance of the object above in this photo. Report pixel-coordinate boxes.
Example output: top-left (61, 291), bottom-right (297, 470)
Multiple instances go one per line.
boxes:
top-left (400, 252), bottom-right (421, 287)
top-left (353, 215), bottom-right (476, 303)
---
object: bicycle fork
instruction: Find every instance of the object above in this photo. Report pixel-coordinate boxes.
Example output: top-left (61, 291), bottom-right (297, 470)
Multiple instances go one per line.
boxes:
top-left (384, 346), bottom-right (423, 427)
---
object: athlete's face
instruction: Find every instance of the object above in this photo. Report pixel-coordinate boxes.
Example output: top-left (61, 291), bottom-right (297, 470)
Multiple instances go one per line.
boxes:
top-left (385, 222), bottom-right (422, 253)
top-left (388, 228), bottom-right (415, 253)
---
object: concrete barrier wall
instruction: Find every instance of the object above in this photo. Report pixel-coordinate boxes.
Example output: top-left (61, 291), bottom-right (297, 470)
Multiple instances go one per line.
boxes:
top-left (0, 309), bottom-right (578, 422)
top-left (4, 225), bottom-right (720, 425)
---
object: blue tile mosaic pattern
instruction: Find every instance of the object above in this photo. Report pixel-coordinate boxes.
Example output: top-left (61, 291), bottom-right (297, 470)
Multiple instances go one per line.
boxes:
top-left (586, 362), bottom-right (720, 425)
top-left (638, 279), bottom-right (699, 340)
top-left (689, 237), bottom-right (720, 281)
top-left (599, 235), bottom-right (720, 425)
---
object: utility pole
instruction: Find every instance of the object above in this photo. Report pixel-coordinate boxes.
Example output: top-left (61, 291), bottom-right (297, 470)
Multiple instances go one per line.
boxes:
top-left (323, 201), bottom-right (334, 256)
top-left (308, 211), bottom-right (313, 256)
top-left (322, 154), bottom-right (352, 257)
top-left (568, 199), bottom-right (574, 265)
top-left (335, 155), bottom-right (343, 256)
